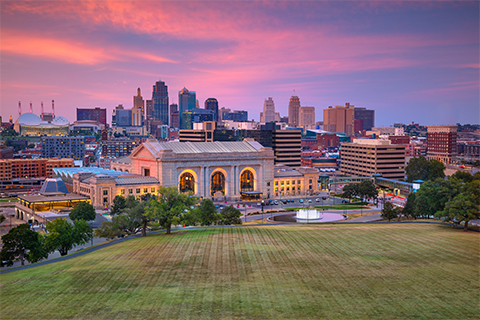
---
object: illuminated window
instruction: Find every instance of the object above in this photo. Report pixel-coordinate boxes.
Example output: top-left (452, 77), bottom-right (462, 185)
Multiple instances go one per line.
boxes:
top-left (179, 172), bottom-right (195, 193)
top-left (240, 170), bottom-right (254, 192)
top-left (211, 171), bottom-right (225, 196)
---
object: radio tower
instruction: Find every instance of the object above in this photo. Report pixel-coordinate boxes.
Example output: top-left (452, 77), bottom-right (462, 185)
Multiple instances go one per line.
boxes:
top-left (41, 101), bottom-right (44, 120)
top-left (52, 100), bottom-right (55, 119)
top-left (30, 101), bottom-right (33, 114)
top-left (18, 101), bottom-right (22, 117)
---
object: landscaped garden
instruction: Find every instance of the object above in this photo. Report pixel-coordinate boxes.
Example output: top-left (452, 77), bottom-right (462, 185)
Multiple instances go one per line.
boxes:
top-left (1, 224), bottom-right (479, 319)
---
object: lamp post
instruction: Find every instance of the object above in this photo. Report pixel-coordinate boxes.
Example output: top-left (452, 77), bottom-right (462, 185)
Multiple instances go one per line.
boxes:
top-left (261, 200), bottom-right (264, 224)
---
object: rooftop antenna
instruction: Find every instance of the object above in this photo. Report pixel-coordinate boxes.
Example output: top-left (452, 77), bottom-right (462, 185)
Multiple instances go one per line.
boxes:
top-left (18, 101), bottom-right (21, 117)
top-left (52, 100), bottom-right (55, 119)
top-left (30, 101), bottom-right (33, 113)
top-left (41, 101), bottom-right (44, 120)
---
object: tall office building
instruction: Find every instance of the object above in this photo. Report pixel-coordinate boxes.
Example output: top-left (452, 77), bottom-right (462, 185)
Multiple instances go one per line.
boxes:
top-left (133, 88), bottom-right (145, 113)
top-left (426, 125), bottom-right (457, 165)
top-left (152, 80), bottom-right (169, 125)
top-left (340, 139), bottom-right (406, 179)
top-left (112, 104), bottom-right (124, 127)
top-left (41, 136), bottom-right (86, 160)
top-left (77, 107), bottom-right (107, 126)
top-left (146, 100), bottom-right (153, 121)
top-left (288, 96), bottom-right (300, 127)
top-left (205, 98), bottom-right (219, 122)
top-left (131, 106), bottom-right (143, 127)
top-left (298, 107), bottom-right (315, 128)
top-left (116, 109), bottom-right (132, 127)
top-left (354, 107), bottom-right (375, 131)
top-left (179, 87), bottom-right (196, 128)
top-left (323, 103), bottom-right (355, 136)
top-left (260, 97), bottom-right (280, 123)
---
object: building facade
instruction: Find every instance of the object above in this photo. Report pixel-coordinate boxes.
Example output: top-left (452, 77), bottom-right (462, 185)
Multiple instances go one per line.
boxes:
top-left (426, 125), bottom-right (457, 165)
top-left (0, 158), bottom-right (74, 181)
top-left (298, 106), bottom-right (315, 128)
top-left (288, 96), bottom-right (300, 127)
top-left (152, 80), bottom-right (169, 125)
top-left (42, 136), bottom-right (85, 160)
top-left (273, 165), bottom-right (319, 197)
top-left (111, 140), bottom-right (276, 201)
top-left (323, 103), bottom-right (355, 136)
top-left (260, 97), bottom-right (280, 123)
top-left (179, 87), bottom-right (196, 128)
top-left (101, 138), bottom-right (138, 157)
top-left (222, 110), bottom-right (248, 122)
top-left (340, 139), bottom-right (406, 179)
top-left (354, 107), bottom-right (375, 131)
top-left (76, 107), bottom-right (107, 126)
top-left (204, 98), bottom-right (219, 122)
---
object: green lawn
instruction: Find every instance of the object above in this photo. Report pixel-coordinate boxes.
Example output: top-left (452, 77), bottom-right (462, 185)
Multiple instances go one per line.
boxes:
top-left (1, 224), bottom-right (479, 319)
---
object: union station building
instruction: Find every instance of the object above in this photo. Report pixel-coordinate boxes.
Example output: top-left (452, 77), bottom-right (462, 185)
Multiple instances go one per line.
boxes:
top-left (65, 140), bottom-right (320, 208)
top-left (111, 139), bottom-right (276, 201)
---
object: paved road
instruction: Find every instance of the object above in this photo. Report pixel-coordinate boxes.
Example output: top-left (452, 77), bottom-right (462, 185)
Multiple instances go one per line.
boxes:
top-left (347, 213), bottom-right (382, 222)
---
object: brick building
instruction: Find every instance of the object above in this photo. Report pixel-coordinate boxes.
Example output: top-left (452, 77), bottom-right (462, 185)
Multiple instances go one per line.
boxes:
top-left (426, 125), bottom-right (457, 164)
top-left (0, 158), bottom-right (74, 181)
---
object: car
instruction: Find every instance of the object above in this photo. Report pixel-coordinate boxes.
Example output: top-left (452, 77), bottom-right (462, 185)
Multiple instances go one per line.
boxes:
top-left (282, 200), bottom-right (287, 204)
top-left (274, 200), bottom-right (278, 205)
top-left (322, 197), bottom-right (327, 200)
top-left (257, 203), bottom-right (261, 207)
top-left (299, 199), bottom-right (304, 203)
top-left (308, 199), bottom-right (312, 203)
top-left (315, 198), bottom-right (320, 202)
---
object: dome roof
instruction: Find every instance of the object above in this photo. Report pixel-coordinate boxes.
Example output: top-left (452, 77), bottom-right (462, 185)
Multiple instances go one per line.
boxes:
top-left (52, 116), bottom-right (69, 126)
top-left (17, 113), bottom-right (42, 126)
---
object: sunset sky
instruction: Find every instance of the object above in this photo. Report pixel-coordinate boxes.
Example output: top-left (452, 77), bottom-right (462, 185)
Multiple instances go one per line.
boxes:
top-left (1, 1), bottom-right (479, 126)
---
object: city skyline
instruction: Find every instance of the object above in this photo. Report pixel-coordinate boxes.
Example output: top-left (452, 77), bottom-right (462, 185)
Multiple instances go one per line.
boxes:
top-left (1, 1), bottom-right (479, 126)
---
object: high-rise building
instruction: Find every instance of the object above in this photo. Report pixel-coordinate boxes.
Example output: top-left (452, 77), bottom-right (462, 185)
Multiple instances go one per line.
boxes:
top-left (179, 87), bottom-right (196, 128)
top-left (260, 97), bottom-right (280, 123)
top-left (288, 96), bottom-right (300, 127)
top-left (170, 111), bottom-right (180, 129)
top-left (223, 110), bottom-right (248, 122)
top-left (77, 107), bottom-right (106, 126)
top-left (131, 106), bottom-right (143, 127)
top-left (218, 107), bottom-right (231, 121)
top-left (115, 109), bottom-right (132, 127)
top-left (152, 80), bottom-right (169, 125)
top-left (354, 107), bottom-right (375, 131)
top-left (340, 139), bottom-right (406, 179)
top-left (298, 106), bottom-right (315, 128)
top-left (426, 125), bottom-right (457, 165)
top-left (146, 99), bottom-right (153, 121)
top-left (205, 98), bottom-right (219, 122)
top-left (323, 103), bottom-right (355, 136)
top-left (133, 88), bottom-right (145, 114)
top-left (181, 108), bottom-right (215, 129)
top-left (101, 138), bottom-right (137, 158)
top-left (112, 104), bottom-right (124, 127)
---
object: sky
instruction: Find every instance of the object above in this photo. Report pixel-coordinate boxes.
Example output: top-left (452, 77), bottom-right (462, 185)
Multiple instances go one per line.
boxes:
top-left (1, 0), bottom-right (479, 126)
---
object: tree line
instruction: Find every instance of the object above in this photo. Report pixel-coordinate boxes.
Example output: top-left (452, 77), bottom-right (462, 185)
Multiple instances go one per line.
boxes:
top-left (1, 186), bottom-right (242, 267)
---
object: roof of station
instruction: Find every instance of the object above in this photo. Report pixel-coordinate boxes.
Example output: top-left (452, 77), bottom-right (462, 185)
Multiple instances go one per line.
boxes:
top-left (142, 140), bottom-right (266, 156)
top-left (53, 167), bottom-right (130, 178)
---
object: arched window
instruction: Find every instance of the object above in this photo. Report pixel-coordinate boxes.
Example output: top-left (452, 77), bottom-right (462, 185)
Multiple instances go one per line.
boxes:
top-left (240, 170), bottom-right (254, 192)
top-left (211, 171), bottom-right (225, 196)
top-left (179, 172), bottom-right (195, 193)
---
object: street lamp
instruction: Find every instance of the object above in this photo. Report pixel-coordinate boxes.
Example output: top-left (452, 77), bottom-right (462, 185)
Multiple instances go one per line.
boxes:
top-left (261, 200), bottom-right (264, 224)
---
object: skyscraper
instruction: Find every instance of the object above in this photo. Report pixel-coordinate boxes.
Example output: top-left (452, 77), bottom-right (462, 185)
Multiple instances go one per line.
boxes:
top-left (77, 107), bottom-right (107, 126)
top-left (260, 97), bottom-right (280, 123)
top-left (205, 98), bottom-right (219, 122)
top-left (354, 107), bottom-right (375, 131)
top-left (146, 100), bottom-right (153, 121)
top-left (298, 106), bottom-right (315, 128)
top-left (152, 80), bottom-right (169, 125)
top-left (132, 88), bottom-right (144, 127)
top-left (323, 103), bottom-right (355, 136)
top-left (179, 87), bottom-right (196, 128)
top-left (288, 96), bottom-right (300, 127)
top-left (133, 88), bottom-right (145, 112)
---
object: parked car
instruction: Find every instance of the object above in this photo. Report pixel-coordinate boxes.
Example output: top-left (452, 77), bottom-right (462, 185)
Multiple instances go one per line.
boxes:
top-left (315, 198), bottom-right (320, 202)
top-left (257, 203), bottom-right (261, 207)
top-left (308, 199), bottom-right (312, 203)
top-left (299, 199), bottom-right (304, 203)
top-left (322, 197), bottom-right (327, 200)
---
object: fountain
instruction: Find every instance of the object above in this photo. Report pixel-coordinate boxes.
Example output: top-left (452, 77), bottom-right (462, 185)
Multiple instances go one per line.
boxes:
top-left (294, 209), bottom-right (323, 223)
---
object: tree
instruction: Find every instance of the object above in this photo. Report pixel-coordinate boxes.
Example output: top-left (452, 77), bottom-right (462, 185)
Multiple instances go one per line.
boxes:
top-left (435, 180), bottom-right (480, 231)
top-left (44, 218), bottom-right (93, 256)
top-left (111, 195), bottom-right (127, 216)
top-left (341, 184), bottom-right (359, 201)
top-left (0, 224), bottom-right (48, 266)
top-left (405, 156), bottom-right (430, 182)
top-left (96, 197), bottom-right (146, 238)
top-left (427, 160), bottom-right (445, 181)
top-left (450, 171), bottom-right (474, 183)
top-left (220, 206), bottom-right (242, 225)
top-left (69, 202), bottom-right (96, 221)
top-left (144, 186), bottom-right (198, 235)
top-left (414, 178), bottom-right (461, 219)
top-left (357, 180), bottom-right (378, 203)
top-left (195, 198), bottom-right (219, 226)
top-left (1, 127), bottom-right (17, 137)
top-left (402, 192), bottom-right (416, 219)
top-left (381, 202), bottom-right (399, 222)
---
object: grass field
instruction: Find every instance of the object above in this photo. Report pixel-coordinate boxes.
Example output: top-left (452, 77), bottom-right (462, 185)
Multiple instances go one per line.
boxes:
top-left (1, 224), bottom-right (479, 319)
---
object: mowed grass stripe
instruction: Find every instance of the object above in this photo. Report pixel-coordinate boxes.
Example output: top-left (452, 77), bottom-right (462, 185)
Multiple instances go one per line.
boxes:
top-left (1, 224), bottom-right (479, 319)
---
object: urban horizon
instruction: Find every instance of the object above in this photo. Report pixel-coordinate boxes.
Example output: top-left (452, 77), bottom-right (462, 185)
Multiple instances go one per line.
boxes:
top-left (1, 1), bottom-right (479, 126)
